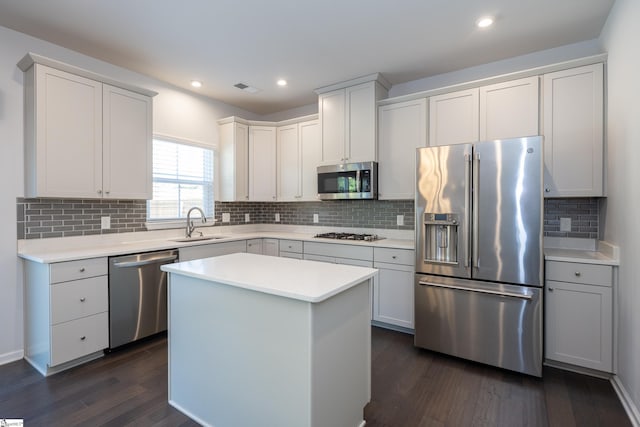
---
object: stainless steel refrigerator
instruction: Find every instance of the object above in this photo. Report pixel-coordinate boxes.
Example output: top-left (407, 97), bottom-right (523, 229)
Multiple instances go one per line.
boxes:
top-left (414, 136), bottom-right (543, 377)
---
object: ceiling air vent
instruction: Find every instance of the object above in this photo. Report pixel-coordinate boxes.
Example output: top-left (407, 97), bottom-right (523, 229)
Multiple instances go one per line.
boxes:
top-left (233, 82), bottom-right (260, 93)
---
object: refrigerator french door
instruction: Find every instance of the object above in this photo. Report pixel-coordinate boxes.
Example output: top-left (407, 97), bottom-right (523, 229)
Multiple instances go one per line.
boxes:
top-left (414, 136), bottom-right (544, 376)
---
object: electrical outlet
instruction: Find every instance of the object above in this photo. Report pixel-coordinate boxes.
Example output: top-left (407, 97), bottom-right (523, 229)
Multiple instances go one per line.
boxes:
top-left (245, 213), bottom-right (250, 223)
top-left (560, 217), bottom-right (571, 232)
top-left (222, 213), bottom-right (230, 223)
top-left (313, 213), bottom-right (319, 223)
top-left (100, 216), bottom-right (110, 230)
top-left (397, 215), bottom-right (404, 226)
top-left (275, 213), bottom-right (280, 222)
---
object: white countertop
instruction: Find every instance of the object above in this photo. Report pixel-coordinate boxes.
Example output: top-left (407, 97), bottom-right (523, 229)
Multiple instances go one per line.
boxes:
top-left (17, 226), bottom-right (414, 263)
top-left (162, 252), bottom-right (378, 303)
top-left (544, 238), bottom-right (619, 266)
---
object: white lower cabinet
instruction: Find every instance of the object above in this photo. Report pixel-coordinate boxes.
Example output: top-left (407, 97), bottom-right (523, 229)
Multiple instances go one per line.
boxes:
top-left (545, 260), bottom-right (613, 372)
top-left (279, 239), bottom-right (304, 259)
top-left (24, 257), bottom-right (109, 376)
top-left (247, 238), bottom-right (279, 256)
top-left (178, 240), bottom-right (247, 261)
top-left (373, 248), bottom-right (415, 330)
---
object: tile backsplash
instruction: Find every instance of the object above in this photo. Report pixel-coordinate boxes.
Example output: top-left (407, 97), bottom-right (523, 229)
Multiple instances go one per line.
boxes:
top-left (18, 197), bottom-right (601, 240)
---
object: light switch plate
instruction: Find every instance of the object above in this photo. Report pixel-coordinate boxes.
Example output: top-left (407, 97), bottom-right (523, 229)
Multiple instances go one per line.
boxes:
top-left (560, 217), bottom-right (571, 232)
top-left (313, 213), bottom-right (319, 223)
top-left (397, 215), bottom-right (404, 226)
top-left (275, 213), bottom-right (280, 222)
top-left (222, 213), bottom-right (230, 223)
top-left (100, 216), bottom-right (110, 230)
top-left (245, 213), bottom-right (250, 223)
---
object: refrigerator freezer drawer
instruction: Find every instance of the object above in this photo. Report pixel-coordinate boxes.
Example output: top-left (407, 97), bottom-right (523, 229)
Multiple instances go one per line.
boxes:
top-left (414, 274), bottom-right (542, 376)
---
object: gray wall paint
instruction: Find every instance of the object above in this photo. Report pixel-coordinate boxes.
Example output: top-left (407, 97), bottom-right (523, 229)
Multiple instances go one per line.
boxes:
top-left (19, 197), bottom-right (599, 239)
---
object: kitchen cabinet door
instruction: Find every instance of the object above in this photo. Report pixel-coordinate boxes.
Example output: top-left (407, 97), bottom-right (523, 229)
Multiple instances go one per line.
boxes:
top-left (249, 126), bottom-right (277, 201)
top-left (26, 64), bottom-right (103, 198)
top-left (378, 98), bottom-right (427, 199)
top-left (319, 88), bottom-right (346, 164)
top-left (263, 238), bottom-right (279, 256)
top-left (479, 76), bottom-right (539, 141)
top-left (102, 84), bottom-right (152, 199)
top-left (543, 63), bottom-right (604, 197)
top-left (545, 280), bottom-right (612, 372)
top-left (178, 240), bottom-right (247, 261)
top-left (346, 81), bottom-right (378, 162)
top-left (372, 263), bottom-right (414, 330)
top-left (246, 239), bottom-right (263, 254)
top-left (218, 119), bottom-right (249, 201)
top-left (277, 124), bottom-right (300, 201)
top-left (428, 88), bottom-right (479, 147)
top-left (299, 120), bottom-right (321, 201)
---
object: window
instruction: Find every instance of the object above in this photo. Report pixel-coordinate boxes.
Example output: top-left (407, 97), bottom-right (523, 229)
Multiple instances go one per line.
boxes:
top-left (147, 136), bottom-right (214, 222)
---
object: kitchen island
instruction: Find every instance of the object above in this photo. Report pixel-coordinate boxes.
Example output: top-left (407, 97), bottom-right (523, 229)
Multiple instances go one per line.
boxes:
top-left (161, 252), bottom-right (377, 427)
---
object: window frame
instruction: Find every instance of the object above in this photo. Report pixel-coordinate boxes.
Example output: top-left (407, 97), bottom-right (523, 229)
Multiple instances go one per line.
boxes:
top-left (146, 134), bottom-right (216, 230)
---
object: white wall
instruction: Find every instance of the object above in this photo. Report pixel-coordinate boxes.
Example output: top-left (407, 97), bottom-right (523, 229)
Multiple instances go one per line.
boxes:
top-left (0, 25), bottom-right (258, 363)
top-left (600, 0), bottom-right (640, 419)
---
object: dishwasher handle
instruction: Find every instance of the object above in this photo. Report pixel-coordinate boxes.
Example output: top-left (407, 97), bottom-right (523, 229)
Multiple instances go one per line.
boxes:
top-left (418, 280), bottom-right (533, 301)
top-left (112, 254), bottom-right (178, 268)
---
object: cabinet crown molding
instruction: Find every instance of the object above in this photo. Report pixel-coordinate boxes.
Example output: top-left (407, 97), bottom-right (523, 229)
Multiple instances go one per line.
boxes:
top-left (217, 114), bottom-right (318, 127)
top-left (17, 52), bottom-right (158, 98)
top-left (314, 72), bottom-right (391, 95)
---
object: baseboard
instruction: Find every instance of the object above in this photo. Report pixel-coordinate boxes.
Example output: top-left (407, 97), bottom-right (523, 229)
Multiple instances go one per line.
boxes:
top-left (543, 359), bottom-right (612, 380)
top-left (0, 349), bottom-right (24, 366)
top-left (611, 376), bottom-right (640, 427)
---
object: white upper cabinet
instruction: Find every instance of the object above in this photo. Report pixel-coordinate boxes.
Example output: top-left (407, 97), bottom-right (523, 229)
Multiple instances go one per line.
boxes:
top-left (429, 76), bottom-right (539, 147)
top-left (21, 56), bottom-right (155, 200)
top-left (277, 120), bottom-right (320, 201)
top-left (102, 84), bottom-right (152, 199)
top-left (543, 63), bottom-right (604, 197)
top-left (479, 76), bottom-right (539, 140)
top-left (218, 118), bottom-right (249, 201)
top-left (377, 98), bottom-right (427, 199)
top-left (249, 125), bottom-right (277, 201)
top-left (277, 124), bottom-right (300, 201)
top-left (317, 75), bottom-right (388, 164)
top-left (428, 88), bottom-right (479, 147)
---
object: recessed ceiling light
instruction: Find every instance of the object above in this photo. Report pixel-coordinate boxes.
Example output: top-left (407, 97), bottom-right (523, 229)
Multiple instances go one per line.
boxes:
top-left (476, 16), bottom-right (494, 28)
top-left (191, 80), bottom-right (202, 88)
top-left (277, 79), bottom-right (287, 87)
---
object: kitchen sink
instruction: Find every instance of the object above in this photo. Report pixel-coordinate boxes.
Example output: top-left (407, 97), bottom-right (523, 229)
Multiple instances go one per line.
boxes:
top-left (170, 236), bottom-right (226, 243)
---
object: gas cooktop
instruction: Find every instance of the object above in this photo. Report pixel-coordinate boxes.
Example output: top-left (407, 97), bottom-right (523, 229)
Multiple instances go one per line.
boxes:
top-left (314, 232), bottom-right (383, 242)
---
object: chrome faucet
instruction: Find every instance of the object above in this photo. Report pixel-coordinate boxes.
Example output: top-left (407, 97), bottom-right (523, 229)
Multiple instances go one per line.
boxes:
top-left (186, 207), bottom-right (207, 238)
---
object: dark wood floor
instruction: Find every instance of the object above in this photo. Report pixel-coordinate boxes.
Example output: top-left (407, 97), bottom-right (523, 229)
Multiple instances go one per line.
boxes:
top-left (0, 327), bottom-right (630, 427)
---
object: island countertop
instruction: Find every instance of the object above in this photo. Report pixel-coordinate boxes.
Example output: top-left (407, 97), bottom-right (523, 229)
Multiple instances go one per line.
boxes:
top-left (161, 252), bottom-right (378, 303)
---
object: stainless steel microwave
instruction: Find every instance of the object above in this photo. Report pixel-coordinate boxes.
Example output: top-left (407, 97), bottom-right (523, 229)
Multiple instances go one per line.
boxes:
top-left (317, 161), bottom-right (378, 200)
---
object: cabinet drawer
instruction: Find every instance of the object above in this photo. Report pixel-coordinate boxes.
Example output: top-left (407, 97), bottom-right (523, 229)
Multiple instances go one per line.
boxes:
top-left (50, 312), bottom-right (108, 366)
top-left (51, 276), bottom-right (108, 325)
top-left (50, 257), bottom-right (108, 283)
top-left (279, 239), bottom-right (303, 253)
top-left (304, 241), bottom-right (373, 261)
top-left (280, 251), bottom-right (303, 260)
top-left (374, 248), bottom-right (414, 265)
top-left (546, 261), bottom-right (612, 287)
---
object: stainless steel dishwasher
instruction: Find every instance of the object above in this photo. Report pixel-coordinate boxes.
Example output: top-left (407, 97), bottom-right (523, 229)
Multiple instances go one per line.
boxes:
top-left (108, 249), bottom-right (178, 349)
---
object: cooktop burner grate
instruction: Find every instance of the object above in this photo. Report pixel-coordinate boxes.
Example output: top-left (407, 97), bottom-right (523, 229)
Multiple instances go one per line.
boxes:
top-left (314, 232), bottom-right (383, 242)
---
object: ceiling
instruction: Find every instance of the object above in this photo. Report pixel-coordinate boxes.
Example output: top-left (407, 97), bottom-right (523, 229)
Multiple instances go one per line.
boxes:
top-left (0, 0), bottom-right (615, 115)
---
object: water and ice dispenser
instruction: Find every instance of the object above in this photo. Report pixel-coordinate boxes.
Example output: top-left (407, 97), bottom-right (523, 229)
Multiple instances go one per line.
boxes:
top-left (423, 213), bottom-right (459, 264)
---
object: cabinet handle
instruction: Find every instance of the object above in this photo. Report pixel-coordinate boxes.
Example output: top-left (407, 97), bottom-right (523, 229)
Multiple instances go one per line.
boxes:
top-left (80, 336), bottom-right (86, 341)
top-left (545, 188), bottom-right (550, 193)
top-left (97, 189), bottom-right (102, 194)
top-left (548, 287), bottom-right (554, 292)
top-left (574, 271), bottom-right (581, 277)
top-left (79, 267), bottom-right (86, 272)
top-left (392, 255), bottom-right (397, 259)
top-left (105, 190), bottom-right (110, 195)
top-left (80, 297), bottom-right (86, 302)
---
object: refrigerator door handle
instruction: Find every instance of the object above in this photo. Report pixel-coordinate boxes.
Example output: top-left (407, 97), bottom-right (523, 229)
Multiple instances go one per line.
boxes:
top-left (464, 153), bottom-right (471, 268)
top-left (417, 280), bottom-right (533, 301)
top-left (472, 152), bottom-right (480, 269)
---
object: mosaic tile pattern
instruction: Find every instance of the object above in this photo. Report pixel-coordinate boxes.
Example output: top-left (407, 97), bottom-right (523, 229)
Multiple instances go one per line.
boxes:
top-left (18, 197), bottom-right (600, 240)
